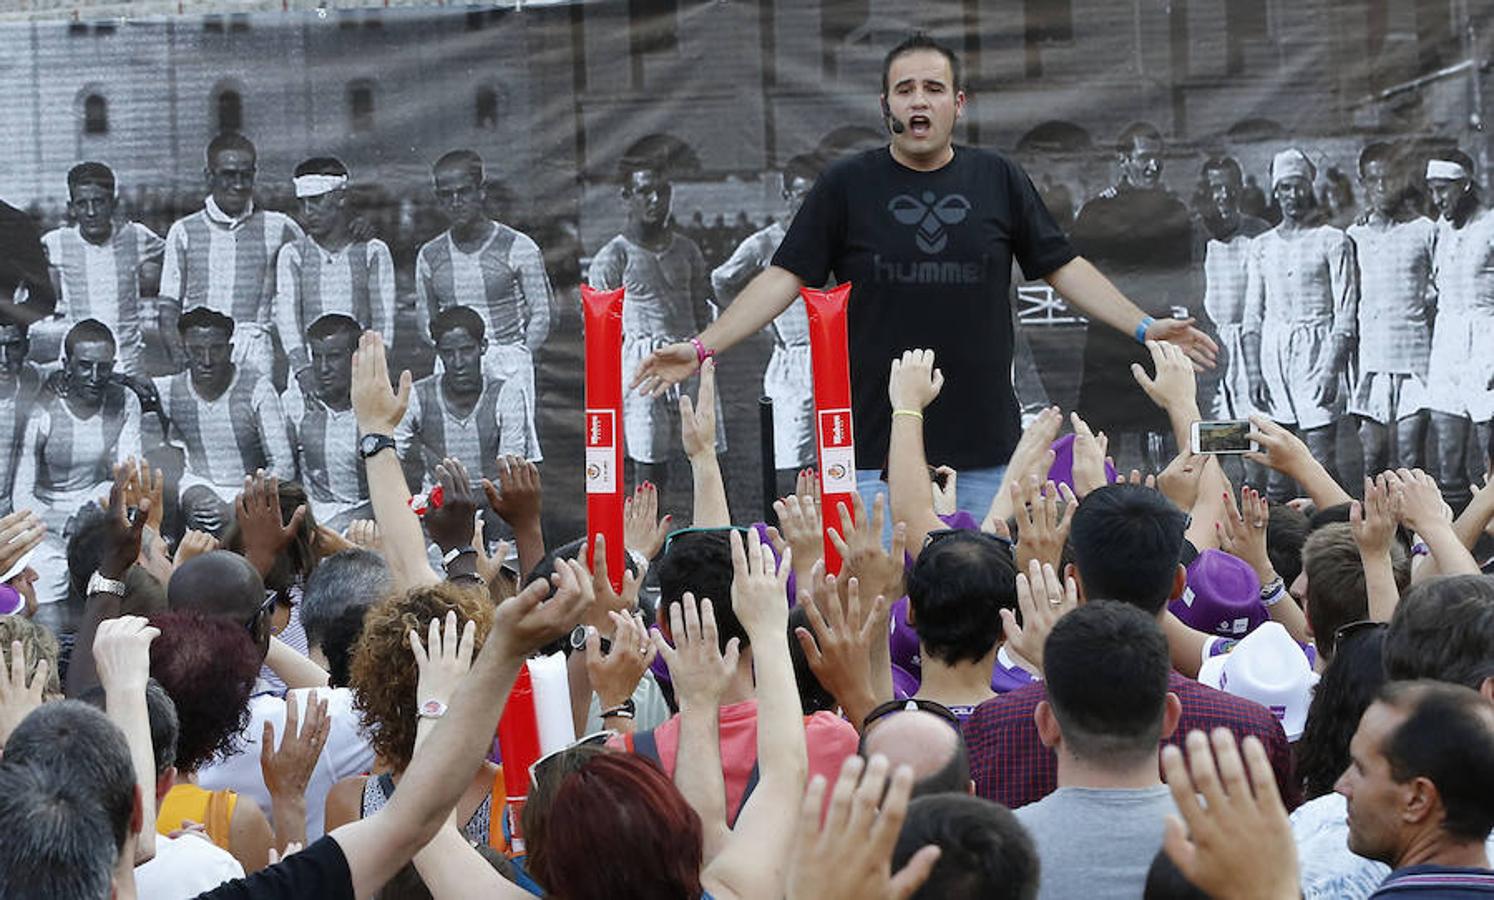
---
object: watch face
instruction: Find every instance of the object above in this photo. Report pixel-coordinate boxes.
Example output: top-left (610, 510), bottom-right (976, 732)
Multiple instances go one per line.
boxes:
top-left (569, 624), bottom-right (588, 652)
top-left (418, 699), bottom-right (446, 717)
top-left (359, 434), bottom-right (379, 455)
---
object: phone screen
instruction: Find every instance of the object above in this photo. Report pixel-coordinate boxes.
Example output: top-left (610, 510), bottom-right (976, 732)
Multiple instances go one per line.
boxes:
top-left (1194, 420), bottom-right (1254, 454)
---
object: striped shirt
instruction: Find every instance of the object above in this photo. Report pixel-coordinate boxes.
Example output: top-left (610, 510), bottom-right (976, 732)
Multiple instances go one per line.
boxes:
top-left (394, 373), bottom-right (530, 488)
top-left (160, 197), bottom-right (303, 324)
top-left (712, 223), bottom-right (810, 347)
top-left (414, 223), bottom-right (552, 350)
top-left (0, 365), bottom-right (44, 515)
top-left (283, 386), bottom-right (365, 509)
top-left (1347, 217), bottom-right (1437, 375)
top-left (589, 233), bottom-right (709, 339)
top-left (14, 382), bottom-right (141, 506)
top-left (40, 222), bottom-right (165, 347)
top-left (154, 368), bottom-right (294, 490)
top-left (1243, 226), bottom-right (1359, 337)
top-left (1202, 216), bottom-right (1270, 328)
top-left (274, 236), bottom-right (396, 372)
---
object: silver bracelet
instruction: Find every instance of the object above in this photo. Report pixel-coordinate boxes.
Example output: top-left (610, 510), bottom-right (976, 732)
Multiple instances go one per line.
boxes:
top-left (1260, 578), bottom-right (1286, 607)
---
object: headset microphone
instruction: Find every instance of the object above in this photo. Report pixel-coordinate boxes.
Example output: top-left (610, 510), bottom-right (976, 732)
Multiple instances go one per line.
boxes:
top-left (880, 98), bottom-right (905, 135)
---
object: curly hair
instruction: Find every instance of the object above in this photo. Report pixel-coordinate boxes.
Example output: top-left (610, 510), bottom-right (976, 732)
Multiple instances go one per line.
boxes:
top-left (0, 616), bottom-right (61, 698)
top-left (147, 611), bottom-right (261, 774)
top-left (349, 583), bottom-right (493, 771)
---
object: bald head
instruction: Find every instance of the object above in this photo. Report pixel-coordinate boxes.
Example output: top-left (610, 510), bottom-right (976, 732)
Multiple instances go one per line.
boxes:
top-left (861, 709), bottom-right (971, 797)
top-left (167, 551), bottom-right (265, 620)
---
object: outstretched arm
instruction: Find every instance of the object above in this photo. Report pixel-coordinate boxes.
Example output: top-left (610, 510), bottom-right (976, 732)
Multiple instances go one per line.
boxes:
top-left (1045, 257), bottom-right (1218, 370)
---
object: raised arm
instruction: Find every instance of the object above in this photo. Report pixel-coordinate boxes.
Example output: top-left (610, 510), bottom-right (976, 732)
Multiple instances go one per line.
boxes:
top-left (885, 349), bottom-right (948, 550)
top-left (1244, 416), bottom-right (1352, 509)
top-left (682, 358), bottom-right (729, 527)
top-left (1348, 476), bottom-right (1402, 623)
top-left (351, 331), bottom-right (440, 591)
top-left (1045, 257), bottom-right (1218, 371)
top-left (93, 615), bottom-right (160, 864)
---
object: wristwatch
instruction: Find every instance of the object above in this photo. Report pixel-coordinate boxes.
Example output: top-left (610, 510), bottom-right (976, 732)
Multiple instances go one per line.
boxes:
top-left (568, 624), bottom-right (611, 656)
top-left (87, 571), bottom-right (128, 598)
top-left (443, 546), bottom-right (477, 567)
top-left (600, 698), bottom-right (637, 720)
top-left (416, 698), bottom-right (448, 720)
top-left (358, 433), bottom-right (396, 459)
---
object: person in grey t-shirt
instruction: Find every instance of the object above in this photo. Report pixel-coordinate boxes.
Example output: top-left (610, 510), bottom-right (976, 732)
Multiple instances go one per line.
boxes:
top-left (1014, 601), bottom-right (1182, 900)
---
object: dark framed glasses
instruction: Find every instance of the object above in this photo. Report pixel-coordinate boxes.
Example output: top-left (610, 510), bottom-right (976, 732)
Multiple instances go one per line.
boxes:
top-left (245, 592), bottom-right (278, 633)
top-left (862, 697), bottom-right (961, 733)
top-left (529, 730), bottom-right (616, 789)
top-left (662, 525), bottom-right (750, 555)
top-left (923, 528), bottom-right (1014, 552)
top-left (1332, 619), bottom-right (1386, 656)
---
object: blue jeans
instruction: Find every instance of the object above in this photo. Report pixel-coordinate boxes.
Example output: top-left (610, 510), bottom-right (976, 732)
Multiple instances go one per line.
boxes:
top-left (855, 465), bottom-right (1008, 545)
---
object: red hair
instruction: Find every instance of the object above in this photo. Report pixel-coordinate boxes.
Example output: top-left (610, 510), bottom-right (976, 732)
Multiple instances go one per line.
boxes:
top-left (530, 753), bottom-right (704, 900)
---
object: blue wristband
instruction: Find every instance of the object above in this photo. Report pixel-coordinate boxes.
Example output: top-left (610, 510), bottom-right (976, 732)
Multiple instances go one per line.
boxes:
top-left (1134, 315), bottom-right (1155, 345)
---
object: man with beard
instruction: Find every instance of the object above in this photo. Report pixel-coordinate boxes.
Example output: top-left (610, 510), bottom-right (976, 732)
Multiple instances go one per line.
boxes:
top-left (275, 157), bottom-right (396, 399)
top-left (415, 149), bottom-right (550, 461)
top-left (1346, 143), bottom-right (1437, 476)
top-left (39, 162), bottom-right (164, 376)
top-left (395, 305), bottom-right (531, 492)
top-left (712, 154), bottom-right (821, 495)
top-left (1071, 123), bottom-right (1197, 472)
top-left (13, 319), bottom-right (141, 604)
top-left (1198, 156), bottom-right (1271, 423)
top-left (152, 307), bottom-right (293, 532)
top-left (590, 151), bottom-right (720, 496)
top-left (158, 132), bottom-right (303, 380)
top-left (0, 316), bottom-right (43, 516)
top-left (1423, 150), bottom-right (1494, 510)
top-left (1243, 148), bottom-right (1358, 500)
top-left (284, 314), bottom-right (369, 530)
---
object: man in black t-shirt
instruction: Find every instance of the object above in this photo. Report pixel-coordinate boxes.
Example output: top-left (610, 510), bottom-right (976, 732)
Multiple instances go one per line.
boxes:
top-left (633, 33), bottom-right (1217, 521)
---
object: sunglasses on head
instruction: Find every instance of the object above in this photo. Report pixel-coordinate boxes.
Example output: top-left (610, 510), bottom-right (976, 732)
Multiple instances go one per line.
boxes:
top-left (922, 528), bottom-right (1014, 552)
top-left (245, 592), bottom-right (278, 632)
top-left (529, 730), bottom-right (616, 789)
top-left (1332, 619), bottom-right (1386, 656)
top-left (862, 697), bottom-right (962, 733)
top-left (662, 525), bottom-right (750, 555)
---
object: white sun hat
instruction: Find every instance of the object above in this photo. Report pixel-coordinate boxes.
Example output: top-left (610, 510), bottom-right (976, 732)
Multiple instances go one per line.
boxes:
top-left (1198, 621), bottom-right (1318, 741)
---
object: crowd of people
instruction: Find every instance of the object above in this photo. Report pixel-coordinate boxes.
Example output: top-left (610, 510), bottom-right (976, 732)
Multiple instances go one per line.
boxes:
top-left (0, 321), bottom-right (1485, 898)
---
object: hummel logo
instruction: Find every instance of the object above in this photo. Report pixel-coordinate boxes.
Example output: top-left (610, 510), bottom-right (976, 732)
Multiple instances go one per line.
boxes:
top-left (889, 191), bottom-right (971, 254)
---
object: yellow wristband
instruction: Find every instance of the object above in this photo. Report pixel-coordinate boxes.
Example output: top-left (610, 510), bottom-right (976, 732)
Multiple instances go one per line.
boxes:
top-left (892, 409), bottom-right (924, 421)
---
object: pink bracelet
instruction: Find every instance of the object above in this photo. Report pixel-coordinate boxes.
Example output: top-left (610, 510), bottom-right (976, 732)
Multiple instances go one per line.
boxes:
top-left (689, 336), bottom-right (715, 365)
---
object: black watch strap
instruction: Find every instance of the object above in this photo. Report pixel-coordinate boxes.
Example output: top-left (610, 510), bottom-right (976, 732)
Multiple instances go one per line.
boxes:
top-left (358, 433), bottom-right (396, 459)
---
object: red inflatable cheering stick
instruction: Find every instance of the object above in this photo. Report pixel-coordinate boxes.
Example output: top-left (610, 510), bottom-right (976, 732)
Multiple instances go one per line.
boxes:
top-left (803, 283), bottom-right (856, 575)
top-left (581, 284), bottom-right (626, 592)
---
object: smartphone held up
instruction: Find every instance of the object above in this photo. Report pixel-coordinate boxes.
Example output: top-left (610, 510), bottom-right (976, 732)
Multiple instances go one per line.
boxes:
top-left (1190, 420), bottom-right (1257, 455)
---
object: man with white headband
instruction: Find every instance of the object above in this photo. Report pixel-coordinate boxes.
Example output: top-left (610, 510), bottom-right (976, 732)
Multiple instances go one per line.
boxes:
top-left (1346, 142), bottom-right (1437, 476)
top-left (158, 132), bottom-right (303, 384)
top-left (1424, 149), bottom-right (1494, 509)
top-left (39, 162), bottom-right (165, 377)
top-left (274, 156), bottom-right (396, 399)
top-left (1243, 147), bottom-right (1358, 500)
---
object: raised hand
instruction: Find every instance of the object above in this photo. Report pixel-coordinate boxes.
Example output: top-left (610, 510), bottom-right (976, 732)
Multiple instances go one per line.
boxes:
top-left (491, 559), bottom-right (594, 660)
top-left (930, 466), bottom-right (958, 516)
top-left (260, 691), bottom-right (331, 810)
top-left (887, 349), bottom-right (944, 412)
top-left (728, 528), bottom-right (790, 644)
top-left (99, 476), bottom-right (150, 581)
top-left (1145, 316), bottom-right (1220, 372)
top-left (1349, 475), bottom-right (1398, 559)
top-left (1383, 468), bottom-right (1450, 535)
top-left (1161, 729), bottom-right (1299, 900)
top-left (423, 457), bottom-right (482, 554)
top-left (93, 615), bottom-right (158, 696)
top-left (1243, 416), bottom-right (1313, 478)
top-left (827, 493), bottom-right (907, 607)
top-left (580, 533), bottom-right (645, 631)
top-left (623, 481), bottom-right (671, 560)
top-left (772, 491), bottom-right (824, 578)
top-left (0, 640), bottom-right (49, 744)
top-left (1132, 340), bottom-right (1199, 413)
top-left (786, 755), bottom-right (941, 900)
top-left (1069, 412), bottom-right (1111, 498)
top-left (0, 510), bottom-right (45, 579)
top-left (116, 457), bottom-right (167, 534)
top-left (236, 470), bottom-right (307, 577)
top-left (350, 330), bottom-right (412, 435)
top-left (1012, 477), bottom-right (1075, 575)
top-left (1217, 487), bottom-right (1275, 583)
top-left (1156, 452), bottom-right (1210, 513)
top-left (795, 572), bottom-right (885, 728)
top-left (680, 357), bottom-right (719, 460)
top-left (585, 610), bottom-right (657, 712)
top-left (999, 559), bottom-right (1078, 676)
top-left (482, 454), bottom-right (542, 531)
top-left (410, 610), bottom-right (478, 709)
top-left (344, 519), bottom-right (383, 553)
top-left (654, 593), bottom-right (738, 713)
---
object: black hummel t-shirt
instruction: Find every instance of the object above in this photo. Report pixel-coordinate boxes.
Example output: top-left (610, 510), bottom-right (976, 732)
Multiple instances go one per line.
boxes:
top-left (772, 146), bottom-right (1075, 471)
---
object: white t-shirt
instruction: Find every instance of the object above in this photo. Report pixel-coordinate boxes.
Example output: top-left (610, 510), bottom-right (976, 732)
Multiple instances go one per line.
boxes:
top-left (196, 683), bottom-right (374, 842)
top-left (134, 832), bottom-right (244, 898)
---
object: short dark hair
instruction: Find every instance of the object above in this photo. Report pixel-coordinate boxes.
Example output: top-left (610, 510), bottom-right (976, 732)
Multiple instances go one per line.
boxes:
top-left (1303, 524), bottom-right (1407, 662)
top-left (1295, 625), bottom-right (1387, 801)
top-left (306, 313), bottom-right (362, 345)
top-left (882, 31), bottom-right (962, 94)
top-left (907, 533), bottom-right (1017, 665)
top-left (293, 155), bottom-right (349, 179)
top-left (0, 762), bottom-right (118, 900)
top-left (656, 531), bottom-right (749, 652)
top-left (1117, 122), bottom-right (1164, 155)
top-left (1358, 141), bottom-right (1398, 176)
top-left (1069, 485), bottom-right (1188, 614)
top-left (3, 700), bottom-right (135, 854)
top-left (67, 161), bottom-right (116, 197)
top-left (433, 148), bottom-right (483, 184)
top-left (892, 794), bottom-right (1040, 900)
top-left (1376, 680), bottom-right (1494, 842)
top-left (1045, 600), bottom-right (1171, 765)
top-left (63, 318), bottom-right (116, 357)
top-left (300, 548), bottom-right (389, 650)
top-left (79, 679), bottom-right (179, 779)
top-left (206, 131), bottom-right (256, 169)
top-left (430, 305), bottom-right (485, 344)
top-left (618, 153), bottom-right (668, 189)
top-left (1265, 501), bottom-right (1310, 587)
top-left (177, 306), bottom-right (235, 339)
top-left (1201, 156), bottom-right (1243, 185)
top-left (1383, 575), bottom-right (1494, 689)
top-left (783, 153), bottom-right (822, 186)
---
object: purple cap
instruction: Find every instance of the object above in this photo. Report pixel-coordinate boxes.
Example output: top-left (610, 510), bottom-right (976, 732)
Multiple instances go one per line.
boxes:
top-left (891, 664), bottom-right (920, 700)
top-left (1047, 433), bottom-right (1119, 493)
top-left (0, 585), bottom-right (22, 617)
top-left (1169, 548), bottom-right (1269, 638)
top-left (888, 596), bottom-right (921, 677)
